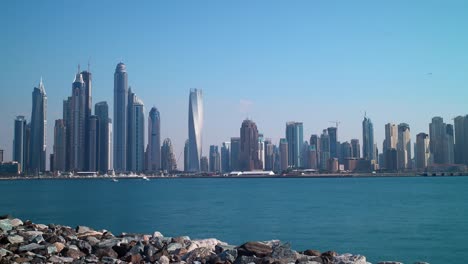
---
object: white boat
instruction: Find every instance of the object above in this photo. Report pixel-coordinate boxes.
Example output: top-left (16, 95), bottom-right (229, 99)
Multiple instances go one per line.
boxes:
top-left (112, 178), bottom-right (118, 182)
top-left (142, 176), bottom-right (150, 181)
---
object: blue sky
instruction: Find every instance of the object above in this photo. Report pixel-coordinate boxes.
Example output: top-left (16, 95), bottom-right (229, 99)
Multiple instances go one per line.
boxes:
top-left (1, 0), bottom-right (468, 168)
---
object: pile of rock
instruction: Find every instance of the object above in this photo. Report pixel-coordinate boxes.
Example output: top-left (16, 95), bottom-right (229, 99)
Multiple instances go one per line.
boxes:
top-left (0, 216), bottom-right (401, 264)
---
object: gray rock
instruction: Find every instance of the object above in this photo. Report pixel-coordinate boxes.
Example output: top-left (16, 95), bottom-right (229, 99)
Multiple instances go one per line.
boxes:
top-left (0, 248), bottom-right (12, 257)
top-left (7, 234), bottom-right (24, 244)
top-left (167, 242), bottom-right (183, 252)
top-left (271, 243), bottom-right (296, 260)
top-left (19, 243), bottom-right (46, 252)
top-left (334, 253), bottom-right (368, 264)
top-left (86, 236), bottom-right (100, 246)
top-left (77, 240), bottom-right (93, 254)
top-left (378, 262), bottom-right (403, 264)
top-left (219, 249), bottom-right (237, 262)
top-left (233, 255), bottom-right (261, 264)
top-left (215, 244), bottom-right (237, 254)
top-left (159, 255), bottom-right (170, 264)
top-left (128, 241), bottom-right (145, 255)
top-left (10, 218), bottom-right (24, 227)
top-left (31, 234), bottom-right (45, 244)
top-left (85, 255), bottom-right (99, 263)
top-left (47, 245), bottom-right (58, 254)
top-left (237, 241), bottom-right (273, 258)
top-left (0, 219), bottom-right (12, 231)
top-left (96, 238), bottom-right (120, 248)
top-left (76, 226), bottom-right (92, 234)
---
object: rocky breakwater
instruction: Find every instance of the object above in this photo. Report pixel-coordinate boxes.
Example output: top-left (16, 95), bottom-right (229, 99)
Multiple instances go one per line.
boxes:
top-left (0, 216), bottom-right (392, 264)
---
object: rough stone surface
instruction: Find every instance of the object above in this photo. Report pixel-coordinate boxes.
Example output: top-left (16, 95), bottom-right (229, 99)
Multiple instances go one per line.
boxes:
top-left (333, 253), bottom-right (368, 264)
top-left (237, 241), bottom-right (273, 258)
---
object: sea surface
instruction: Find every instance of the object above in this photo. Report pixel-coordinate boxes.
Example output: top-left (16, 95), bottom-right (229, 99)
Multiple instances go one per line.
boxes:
top-left (1, 177), bottom-right (467, 263)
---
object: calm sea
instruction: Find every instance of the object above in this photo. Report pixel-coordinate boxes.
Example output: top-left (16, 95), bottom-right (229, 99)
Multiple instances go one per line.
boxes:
top-left (1, 177), bottom-right (467, 263)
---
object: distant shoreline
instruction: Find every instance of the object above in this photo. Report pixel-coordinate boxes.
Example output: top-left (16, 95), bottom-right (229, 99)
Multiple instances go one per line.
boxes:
top-left (1, 172), bottom-right (467, 181)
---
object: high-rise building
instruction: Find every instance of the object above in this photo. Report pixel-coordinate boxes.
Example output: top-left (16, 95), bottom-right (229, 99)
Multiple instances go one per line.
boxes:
top-left (416, 133), bottom-right (430, 170)
top-left (279, 138), bottom-right (288, 171)
top-left (327, 127), bottom-right (338, 159)
top-left (188, 89), bottom-right (203, 172)
top-left (286, 122), bottom-right (303, 168)
top-left (397, 123), bottom-right (411, 170)
top-left (429, 117), bottom-right (446, 164)
top-left (70, 70), bottom-right (86, 171)
top-left (63, 97), bottom-right (72, 172)
top-left (24, 124), bottom-right (31, 173)
top-left (350, 139), bottom-right (360, 158)
top-left (184, 140), bottom-right (189, 172)
top-left (161, 138), bottom-right (177, 172)
top-left (95, 102), bottom-right (110, 173)
top-left (114, 62), bottom-right (128, 172)
top-left (209, 145), bottom-right (221, 172)
top-left (0, 149), bottom-right (3, 163)
top-left (383, 123), bottom-right (398, 169)
top-left (30, 78), bottom-right (47, 173)
top-left (258, 134), bottom-right (265, 169)
top-left (454, 115), bottom-right (467, 165)
top-left (362, 115), bottom-right (375, 161)
top-left (88, 115), bottom-right (99, 172)
top-left (445, 124), bottom-right (455, 164)
top-left (310, 134), bottom-right (320, 166)
top-left (340, 142), bottom-right (352, 162)
top-left (129, 96), bottom-right (145, 172)
top-left (81, 70), bottom-right (92, 170)
top-left (320, 129), bottom-right (330, 170)
top-left (264, 139), bottom-right (275, 171)
top-left (147, 107), bottom-right (161, 172)
top-left (53, 119), bottom-right (66, 172)
top-left (200, 156), bottom-right (209, 172)
top-left (221, 142), bottom-right (231, 173)
top-left (240, 119), bottom-right (262, 171)
top-left (230, 137), bottom-right (241, 171)
top-left (13, 116), bottom-right (27, 172)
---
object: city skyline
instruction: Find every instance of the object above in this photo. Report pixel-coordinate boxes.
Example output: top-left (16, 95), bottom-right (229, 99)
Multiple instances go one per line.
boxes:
top-left (2, 1), bottom-right (468, 170)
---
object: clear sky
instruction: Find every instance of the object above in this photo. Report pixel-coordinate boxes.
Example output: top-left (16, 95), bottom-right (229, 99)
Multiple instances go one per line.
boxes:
top-left (1, 0), bottom-right (468, 169)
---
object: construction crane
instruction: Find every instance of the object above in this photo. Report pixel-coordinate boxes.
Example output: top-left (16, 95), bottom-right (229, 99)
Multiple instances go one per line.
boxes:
top-left (329, 120), bottom-right (341, 129)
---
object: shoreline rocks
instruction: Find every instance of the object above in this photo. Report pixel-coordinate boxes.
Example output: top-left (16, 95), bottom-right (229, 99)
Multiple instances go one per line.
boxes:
top-left (0, 217), bottom-right (417, 264)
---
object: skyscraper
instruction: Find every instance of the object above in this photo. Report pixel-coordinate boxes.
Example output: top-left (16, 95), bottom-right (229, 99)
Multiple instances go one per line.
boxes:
top-left (221, 142), bottom-right (231, 173)
top-left (384, 123), bottom-right (398, 169)
top-left (340, 141), bottom-right (352, 162)
top-left (161, 138), bottom-right (177, 172)
top-left (147, 107), bottom-right (161, 172)
top-left (30, 78), bottom-right (47, 173)
top-left (258, 134), bottom-right (265, 169)
top-left (88, 115), bottom-right (98, 172)
top-left (320, 129), bottom-right (330, 170)
top-left (327, 127), bottom-right (338, 159)
top-left (454, 115), bottom-right (466, 165)
top-left (285, 122), bottom-right (303, 168)
top-left (362, 115), bottom-right (375, 161)
top-left (53, 119), bottom-right (66, 172)
top-left (416, 133), bottom-right (430, 170)
top-left (200, 156), bottom-right (209, 172)
top-left (429, 117), bottom-right (446, 164)
top-left (129, 96), bottom-right (145, 172)
top-left (397, 123), bottom-right (411, 170)
top-left (240, 119), bottom-right (262, 171)
top-left (230, 137), bottom-right (240, 171)
top-left (350, 139), bottom-right (360, 158)
top-left (188, 89), bottom-right (203, 172)
top-left (63, 97), bottom-right (72, 172)
top-left (70, 70), bottom-right (86, 171)
top-left (95, 102), bottom-right (110, 173)
top-left (184, 140), bottom-right (189, 172)
top-left (209, 145), bottom-right (221, 172)
top-left (310, 134), bottom-right (320, 166)
top-left (279, 138), bottom-right (289, 171)
top-left (264, 139), bottom-right (275, 171)
top-left (114, 62), bottom-right (128, 172)
top-left (13, 116), bottom-right (27, 172)
top-left (445, 124), bottom-right (455, 164)
top-left (81, 70), bottom-right (92, 170)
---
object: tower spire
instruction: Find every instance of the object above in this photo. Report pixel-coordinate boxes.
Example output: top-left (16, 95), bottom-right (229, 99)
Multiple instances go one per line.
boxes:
top-left (78, 64), bottom-right (81, 73)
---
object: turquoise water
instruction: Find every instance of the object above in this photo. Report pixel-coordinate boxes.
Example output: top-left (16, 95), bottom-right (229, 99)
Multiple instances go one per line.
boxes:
top-left (1, 177), bottom-right (467, 263)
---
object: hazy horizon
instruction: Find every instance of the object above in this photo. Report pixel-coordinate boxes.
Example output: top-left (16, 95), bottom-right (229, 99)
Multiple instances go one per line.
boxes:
top-left (2, 1), bottom-right (468, 169)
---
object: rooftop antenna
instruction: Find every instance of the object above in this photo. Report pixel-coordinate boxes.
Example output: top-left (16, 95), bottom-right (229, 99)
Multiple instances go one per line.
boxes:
top-left (78, 64), bottom-right (81, 73)
top-left (88, 57), bottom-right (90, 72)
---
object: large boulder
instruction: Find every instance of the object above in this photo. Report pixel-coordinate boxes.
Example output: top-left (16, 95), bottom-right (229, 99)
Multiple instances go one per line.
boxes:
top-left (167, 242), bottom-right (183, 252)
top-left (63, 247), bottom-right (86, 259)
top-left (95, 247), bottom-right (118, 259)
top-left (7, 235), bottom-right (24, 244)
top-left (187, 238), bottom-right (227, 252)
top-left (10, 218), bottom-right (23, 227)
top-left (304, 249), bottom-right (321, 256)
top-left (19, 243), bottom-right (46, 252)
top-left (333, 253), bottom-right (368, 264)
top-left (0, 219), bottom-right (13, 231)
top-left (233, 255), bottom-right (262, 264)
top-left (237, 241), bottom-right (273, 258)
top-left (183, 247), bottom-right (214, 263)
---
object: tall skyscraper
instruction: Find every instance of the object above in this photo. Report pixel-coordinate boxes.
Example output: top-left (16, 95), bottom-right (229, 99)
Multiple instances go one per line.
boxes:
top-left (30, 78), bottom-right (47, 173)
top-left (13, 116), bottom-right (27, 172)
top-left (209, 145), bottom-right (221, 172)
top-left (70, 70), bottom-right (86, 171)
top-left (147, 107), bottom-right (161, 172)
top-left (327, 127), bottom-right (338, 159)
top-left (416, 133), bottom-right (430, 170)
top-left (230, 137), bottom-right (240, 171)
top-left (161, 138), bottom-right (177, 172)
top-left (264, 139), bottom-right (275, 171)
top-left (279, 138), bottom-right (289, 171)
top-left (221, 142), bottom-right (231, 173)
top-left (114, 62), bottom-right (128, 172)
top-left (240, 119), bottom-right (262, 171)
top-left (350, 139), bottom-right (360, 158)
top-left (188, 89), bottom-right (203, 172)
top-left (340, 142), bottom-right (352, 162)
top-left (429, 117), bottom-right (446, 164)
top-left (445, 124), bottom-right (455, 164)
top-left (81, 70), bottom-right (92, 170)
top-left (53, 119), bottom-right (66, 172)
top-left (362, 115), bottom-right (375, 161)
top-left (63, 97), bottom-right (72, 172)
top-left (384, 123), bottom-right (398, 169)
top-left (320, 129), bottom-right (330, 170)
top-left (129, 96), bottom-right (145, 172)
top-left (88, 115), bottom-right (99, 172)
top-left (310, 134), bottom-right (320, 166)
top-left (200, 156), bottom-right (209, 172)
top-left (286, 122), bottom-right (303, 168)
top-left (397, 123), bottom-right (411, 170)
top-left (95, 102), bottom-right (110, 173)
top-left (258, 134), bottom-right (265, 169)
